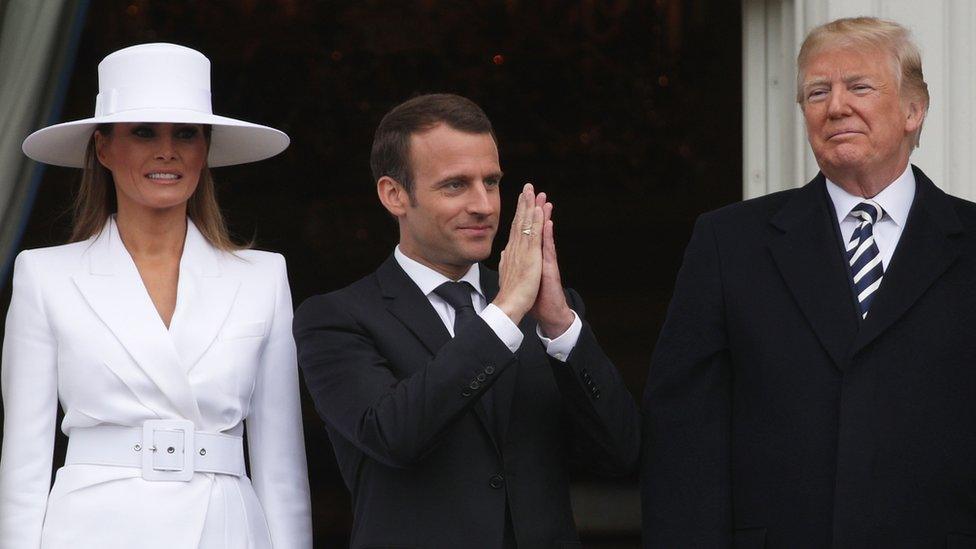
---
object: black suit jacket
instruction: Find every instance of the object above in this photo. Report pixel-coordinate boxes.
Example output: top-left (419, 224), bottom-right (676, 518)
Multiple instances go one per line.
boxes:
top-left (642, 167), bottom-right (976, 548)
top-left (296, 257), bottom-right (639, 549)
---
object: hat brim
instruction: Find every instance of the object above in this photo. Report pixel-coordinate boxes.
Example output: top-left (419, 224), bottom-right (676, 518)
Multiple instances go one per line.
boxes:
top-left (22, 109), bottom-right (290, 168)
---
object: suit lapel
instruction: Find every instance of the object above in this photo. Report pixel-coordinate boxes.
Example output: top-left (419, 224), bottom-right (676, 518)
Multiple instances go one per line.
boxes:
top-left (378, 256), bottom-right (503, 450)
top-left (851, 167), bottom-right (963, 354)
top-left (378, 256), bottom-right (452, 354)
top-left (71, 218), bottom-right (202, 423)
top-left (168, 220), bottom-right (241, 373)
top-left (479, 267), bottom-right (519, 446)
top-left (767, 175), bottom-right (860, 370)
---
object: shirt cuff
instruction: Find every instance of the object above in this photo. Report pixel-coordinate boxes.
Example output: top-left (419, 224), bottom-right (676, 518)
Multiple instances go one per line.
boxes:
top-left (480, 303), bottom-right (523, 353)
top-left (536, 310), bottom-right (582, 362)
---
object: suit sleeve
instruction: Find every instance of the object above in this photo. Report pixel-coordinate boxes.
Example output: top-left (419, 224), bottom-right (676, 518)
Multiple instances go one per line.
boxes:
top-left (549, 289), bottom-right (641, 477)
top-left (294, 293), bottom-right (517, 468)
top-left (0, 252), bottom-right (59, 549)
top-left (245, 255), bottom-right (312, 549)
top-left (641, 213), bottom-right (732, 548)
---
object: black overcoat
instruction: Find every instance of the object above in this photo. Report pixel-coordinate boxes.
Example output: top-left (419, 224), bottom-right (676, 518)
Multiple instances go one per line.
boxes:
top-left (642, 167), bottom-right (976, 548)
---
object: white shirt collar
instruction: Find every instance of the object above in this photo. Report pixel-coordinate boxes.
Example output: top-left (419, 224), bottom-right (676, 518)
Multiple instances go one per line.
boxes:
top-left (393, 246), bottom-right (484, 299)
top-left (825, 164), bottom-right (916, 227)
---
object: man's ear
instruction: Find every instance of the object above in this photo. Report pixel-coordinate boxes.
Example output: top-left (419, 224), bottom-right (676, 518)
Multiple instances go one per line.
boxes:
top-left (904, 98), bottom-right (926, 134)
top-left (377, 176), bottom-right (409, 217)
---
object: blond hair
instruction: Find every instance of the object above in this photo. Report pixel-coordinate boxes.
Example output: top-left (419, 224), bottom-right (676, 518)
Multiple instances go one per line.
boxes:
top-left (71, 125), bottom-right (246, 250)
top-left (796, 17), bottom-right (929, 146)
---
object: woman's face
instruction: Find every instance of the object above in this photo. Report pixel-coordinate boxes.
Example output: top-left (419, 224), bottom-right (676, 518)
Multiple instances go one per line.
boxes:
top-left (95, 122), bottom-right (208, 215)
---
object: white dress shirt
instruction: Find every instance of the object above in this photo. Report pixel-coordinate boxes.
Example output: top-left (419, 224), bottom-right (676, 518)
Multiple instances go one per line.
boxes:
top-left (825, 164), bottom-right (916, 270)
top-left (394, 246), bottom-right (581, 361)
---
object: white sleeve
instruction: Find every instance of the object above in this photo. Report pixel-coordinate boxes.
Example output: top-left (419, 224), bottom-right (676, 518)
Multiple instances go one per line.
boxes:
top-left (479, 303), bottom-right (524, 353)
top-left (535, 310), bottom-right (582, 362)
top-left (244, 255), bottom-right (312, 549)
top-left (0, 252), bottom-right (59, 549)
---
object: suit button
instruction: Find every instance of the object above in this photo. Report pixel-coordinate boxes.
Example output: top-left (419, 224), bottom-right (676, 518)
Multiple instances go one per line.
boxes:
top-left (462, 389), bottom-right (472, 397)
top-left (470, 381), bottom-right (481, 390)
top-left (477, 373), bottom-right (487, 382)
top-left (485, 366), bottom-right (495, 375)
top-left (489, 473), bottom-right (505, 489)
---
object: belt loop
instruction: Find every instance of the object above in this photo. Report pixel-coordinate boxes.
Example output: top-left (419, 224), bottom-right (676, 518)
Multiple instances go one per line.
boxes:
top-left (141, 419), bottom-right (195, 481)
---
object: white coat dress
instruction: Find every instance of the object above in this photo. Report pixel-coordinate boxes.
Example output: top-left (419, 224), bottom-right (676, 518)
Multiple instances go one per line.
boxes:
top-left (0, 217), bottom-right (312, 548)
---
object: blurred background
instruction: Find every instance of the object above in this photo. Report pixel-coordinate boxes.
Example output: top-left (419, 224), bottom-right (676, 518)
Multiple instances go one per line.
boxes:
top-left (0, 1), bottom-right (742, 546)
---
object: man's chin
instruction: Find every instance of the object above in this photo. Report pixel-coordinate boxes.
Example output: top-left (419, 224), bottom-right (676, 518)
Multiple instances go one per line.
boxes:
top-left (470, 250), bottom-right (493, 263)
top-left (456, 236), bottom-right (495, 260)
top-left (460, 245), bottom-right (493, 265)
top-left (820, 150), bottom-right (871, 174)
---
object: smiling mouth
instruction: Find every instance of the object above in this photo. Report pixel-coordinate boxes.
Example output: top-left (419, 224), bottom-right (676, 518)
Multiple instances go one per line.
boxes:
top-left (146, 172), bottom-right (181, 181)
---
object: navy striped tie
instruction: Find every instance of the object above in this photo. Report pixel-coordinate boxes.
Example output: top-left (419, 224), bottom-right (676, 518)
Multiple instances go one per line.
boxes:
top-left (847, 201), bottom-right (885, 318)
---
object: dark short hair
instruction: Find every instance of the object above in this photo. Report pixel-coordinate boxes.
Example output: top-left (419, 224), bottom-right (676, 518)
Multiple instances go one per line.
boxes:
top-left (370, 93), bottom-right (495, 195)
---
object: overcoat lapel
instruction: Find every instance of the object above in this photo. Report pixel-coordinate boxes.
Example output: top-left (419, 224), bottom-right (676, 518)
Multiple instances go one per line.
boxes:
top-left (767, 175), bottom-right (860, 370)
top-left (71, 219), bottom-right (202, 423)
top-left (851, 167), bottom-right (963, 354)
top-left (169, 221), bottom-right (241, 372)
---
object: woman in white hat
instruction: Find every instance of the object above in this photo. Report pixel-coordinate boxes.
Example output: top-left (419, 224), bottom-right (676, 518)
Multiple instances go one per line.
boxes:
top-left (0, 44), bottom-right (312, 548)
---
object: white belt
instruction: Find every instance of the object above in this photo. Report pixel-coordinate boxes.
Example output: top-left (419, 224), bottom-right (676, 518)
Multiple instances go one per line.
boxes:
top-left (65, 420), bottom-right (245, 482)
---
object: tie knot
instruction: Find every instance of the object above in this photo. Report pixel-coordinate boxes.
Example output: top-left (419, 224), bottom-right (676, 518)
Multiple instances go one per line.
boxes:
top-left (851, 201), bottom-right (883, 224)
top-left (433, 281), bottom-right (476, 310)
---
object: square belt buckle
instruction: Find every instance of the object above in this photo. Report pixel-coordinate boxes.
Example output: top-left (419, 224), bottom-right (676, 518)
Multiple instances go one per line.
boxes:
top-left (142, 419), bottom-right (195, 481)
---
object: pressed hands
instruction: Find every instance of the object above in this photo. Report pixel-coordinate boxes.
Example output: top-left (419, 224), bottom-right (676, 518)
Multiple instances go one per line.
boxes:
top-left (493, 183), bottom-right (576, 338)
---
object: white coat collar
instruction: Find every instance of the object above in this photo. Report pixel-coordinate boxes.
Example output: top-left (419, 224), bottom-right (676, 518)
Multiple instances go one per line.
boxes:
top-left (86, 216), bottom-right (220, 276)
top-left (71, 216), bottom-right (241, 425)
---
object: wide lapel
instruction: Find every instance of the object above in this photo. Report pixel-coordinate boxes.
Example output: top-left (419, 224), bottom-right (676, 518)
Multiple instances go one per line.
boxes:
top-left (169, 219), bottom-right (241, 373)
top-left (378, 256), bottom-right (498, 447)
top-left (71, 218), bottom-right (203, 423)
top-left (767, 175), bottom-right (860, 371)
top-left (851, 167), bottom-right (963, 354)
top-left (479, 266), bottom-right (519, 446)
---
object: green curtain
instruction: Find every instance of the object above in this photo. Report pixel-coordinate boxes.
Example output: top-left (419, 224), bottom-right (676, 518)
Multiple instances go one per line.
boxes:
top-left (0, 0), bottom-right (87, 280)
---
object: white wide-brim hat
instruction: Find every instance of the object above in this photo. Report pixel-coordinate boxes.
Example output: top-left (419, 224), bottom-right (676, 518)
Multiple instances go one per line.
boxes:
top-left (22, 43), bottom-right (289, 168)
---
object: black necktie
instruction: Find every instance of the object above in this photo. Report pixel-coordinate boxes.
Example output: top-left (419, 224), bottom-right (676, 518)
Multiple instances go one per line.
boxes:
top-left (433, 281), bottom-right (495, 431)
top-left (433, 281), bottom-right (478, 336)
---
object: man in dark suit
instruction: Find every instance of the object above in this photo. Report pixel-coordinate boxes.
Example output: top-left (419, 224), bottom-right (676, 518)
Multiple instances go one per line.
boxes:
top-left (641, 17), bottom-right (976, 548)
top-left (296, 94), bottom-right (639, 549)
